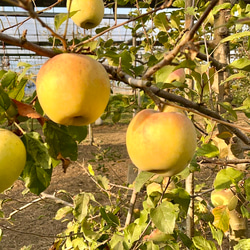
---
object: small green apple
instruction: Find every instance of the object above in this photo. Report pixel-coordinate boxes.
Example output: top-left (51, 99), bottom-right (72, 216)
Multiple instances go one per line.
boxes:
top-left (126, 109), bottom-right (197, 177)
top-left (36, 53), bottom-right (110, 126)
top-left (67, 0), bottom-right (104, 29)
top-left (0, 129), bottom-right (26, 193)
top-left (211, 189), bottom-right (238, 211)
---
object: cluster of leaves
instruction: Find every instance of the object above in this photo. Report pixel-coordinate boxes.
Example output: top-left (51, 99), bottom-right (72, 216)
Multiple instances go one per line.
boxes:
top-left (46, 165), bottom-right (250, 250)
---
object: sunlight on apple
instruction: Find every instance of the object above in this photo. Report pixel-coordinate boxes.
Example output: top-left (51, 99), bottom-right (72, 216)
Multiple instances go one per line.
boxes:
top-left (126, 109), bottom-right (197, 177)
top-left (36, 53), bottom-right (110, 126)
top-left (0, 129), bottom-right (26, 193)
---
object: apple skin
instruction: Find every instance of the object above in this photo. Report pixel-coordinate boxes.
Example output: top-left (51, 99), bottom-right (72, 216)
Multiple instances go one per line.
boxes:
top-left (67, 0), bottom-right (104, 29)
top-left (36, 53), bottom-right (110, 126)
top-left (162, 104), bottom-right (187, 115)
top-left (0, 129), bottom-right (26, 193)
top-left (211, 189), bottom-right (238, 211)
top-left (166, 68), bottom-right (185, 83)
top-left (126, 109), bottom-right (197, 177)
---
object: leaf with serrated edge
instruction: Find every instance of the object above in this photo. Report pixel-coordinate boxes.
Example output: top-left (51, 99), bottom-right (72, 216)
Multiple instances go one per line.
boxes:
top-left (212, 206), bottom-right (230, 232)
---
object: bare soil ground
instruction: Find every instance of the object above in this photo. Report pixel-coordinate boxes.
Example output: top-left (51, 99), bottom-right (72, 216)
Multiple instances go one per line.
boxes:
top-left (0, 117), bottom-right (249, 249)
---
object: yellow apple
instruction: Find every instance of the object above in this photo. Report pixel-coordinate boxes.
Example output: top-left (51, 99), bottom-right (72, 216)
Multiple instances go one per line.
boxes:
top-left (126, 109), bottom-right (197, 177)
top-left (211, 189), bottom-right (238, 211)
top-left (0, 129), bottom-right (26, 193)
top-left (166, 68), bottom-right (186, 83)
top-left (67, 0), bottom-right (104, 29)
top-left (36, 53), bottom-right (110, 126)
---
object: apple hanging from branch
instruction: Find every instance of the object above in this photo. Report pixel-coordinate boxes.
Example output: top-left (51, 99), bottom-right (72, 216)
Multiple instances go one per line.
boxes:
top-left (66, 0), bottom-right (105, 29)
top-left (36, 53), bottom-right (110, 126)
top-left (126, 109), bottom-right (197, 177)
top-left (0, 129), bottom-right (26, 193)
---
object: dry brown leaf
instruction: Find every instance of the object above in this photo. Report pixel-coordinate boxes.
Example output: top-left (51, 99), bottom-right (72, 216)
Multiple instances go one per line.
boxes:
top-left (12, 99), bottom-right (42, 119)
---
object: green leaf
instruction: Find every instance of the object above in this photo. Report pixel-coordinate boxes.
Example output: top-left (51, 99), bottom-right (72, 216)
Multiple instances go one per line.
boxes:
top-left (43, 121), bottom-right (78, 161)
top-left (73, 193), bottom-right (94, 223)
top-left (8, 77), bottom-right (27, 101)
top-left (124, 223), bottom-right (142, 247)
top-left (209, 222), bottom-right (223, 246)
top-left (96, 175), bottom-right (110, 190)
top-left (220, 72), bottom-right (246, 84)
top-left (67, 125), bottom-right (87, 143)
top-left (17, 62), bottom-right (33, 83)
top-left (88, 164), bottom-right (95, 176)
top-left (213, 167), bottom-right (244, 190)
top-left (192, 236), bottom-right (217, 250)
top-left (218, 102), bottom-right (237, 120)
top-left (22, 132), bottom-right (51, 169)
top-left (196, 143), bottom-right (220, 158)
top-left (72, 238), bottom-right (86, 249)
top-left (1, 70), bottom-right (17, 88)
top-left (165, 187), bottom-right (190, 213)
top-left (178, 230), bottom-right (193, 248)
top-left (54, 206), bottom-right (73, 220)
top-left (234, 239), bottom-right (250, 250)
top-left (143, 241), bottom-right (160, 250)
top-left (21, 132), bottom-right (52, 195)
top-left (230, 58), bottom-right (250, 71)
top-left (100, 207), bottom-right (120, 227)
top-left (134, 171), bottom-right (155, 192)
top-left (172, 0), bottom-right (185, 8)
top-left (21, 162), bottom-right (52, 195)
top-left (185, 6), bottom-right (197, 16)
top-left (212, 3), bottom-right (231, 15)
top-left (110, 233), bottom-right (125, 250)
top-left (234, 97), bottom-right (250, 118)
top-left (240, 205), bottom-right (250, 219)
top-left (104, 50), bottom-right (132, 74)
top-left (155, 65), bottom-right (176, 84)
top-left (112, 110), bottom-right (121, 123)
top-left (221, 31), bottom-right (250, 43)
top-left (54, 11), bottom-right (79, 30)
top-left (153, 12), bottom-right (169, 32)
top-left (244, 178), bottom-right (250, 202)
top-left (0, 86), bottom-right (11, 111)
top-left (212, 206), bottom-right (230, 232)
top-left (150, 200), bottom-right (179, 234)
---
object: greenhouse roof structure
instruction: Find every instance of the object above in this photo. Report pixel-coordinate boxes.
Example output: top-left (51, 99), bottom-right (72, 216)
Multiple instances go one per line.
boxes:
top-left (0, 1), bottom-right (139, 71)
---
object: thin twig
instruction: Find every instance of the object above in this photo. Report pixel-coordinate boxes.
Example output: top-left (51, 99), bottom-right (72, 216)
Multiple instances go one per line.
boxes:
top-left (197, 157), bottom-right (250, 165)
top-left (5, 192), bottom-right (74, 220)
